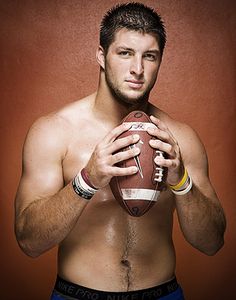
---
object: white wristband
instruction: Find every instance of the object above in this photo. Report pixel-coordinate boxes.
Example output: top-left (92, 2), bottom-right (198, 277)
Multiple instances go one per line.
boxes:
top-left (72, 169), bottom-right (98, 200)
top-left (77, 171), bottom-right (98, 195)
top-left (171, 176), bottom-right (193, 195)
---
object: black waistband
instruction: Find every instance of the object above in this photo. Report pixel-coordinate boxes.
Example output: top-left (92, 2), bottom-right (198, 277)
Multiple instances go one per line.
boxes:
top-left (54, 275), bottom-right (179, 300)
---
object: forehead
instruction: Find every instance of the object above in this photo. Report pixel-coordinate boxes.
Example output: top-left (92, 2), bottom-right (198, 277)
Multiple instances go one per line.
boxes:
top-left (110, 28), bottom-right (160, 52)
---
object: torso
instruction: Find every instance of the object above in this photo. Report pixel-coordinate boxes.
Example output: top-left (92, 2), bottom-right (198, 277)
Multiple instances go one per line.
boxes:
top-left (55, 96), bottom-right (176, 291)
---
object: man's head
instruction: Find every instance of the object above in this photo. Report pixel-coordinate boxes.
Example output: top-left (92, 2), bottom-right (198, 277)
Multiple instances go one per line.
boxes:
top-left (100, 2), bottom-right (166, 57)
top-left (97, 2), bottom-right (166, 106)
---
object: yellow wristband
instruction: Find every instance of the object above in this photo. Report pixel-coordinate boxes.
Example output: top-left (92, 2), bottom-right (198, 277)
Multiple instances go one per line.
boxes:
top-left (169, 168), bottom-right (188, 191)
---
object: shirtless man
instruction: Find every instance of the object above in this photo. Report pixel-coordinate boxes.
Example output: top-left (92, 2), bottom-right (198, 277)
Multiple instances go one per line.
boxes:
top-left (14, 3), bottom-right (226, 300)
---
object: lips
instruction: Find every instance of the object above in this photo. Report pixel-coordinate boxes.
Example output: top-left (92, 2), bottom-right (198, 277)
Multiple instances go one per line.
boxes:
top-left (126, 79), bottom-right (144, 89)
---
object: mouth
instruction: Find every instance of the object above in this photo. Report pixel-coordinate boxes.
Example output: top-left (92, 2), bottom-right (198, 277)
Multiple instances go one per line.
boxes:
top-left (125, 79), bottom-right (144, 90)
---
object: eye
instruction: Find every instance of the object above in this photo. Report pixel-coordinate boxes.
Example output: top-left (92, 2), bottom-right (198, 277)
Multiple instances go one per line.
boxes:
top-left (118, 51), bottom-right (132, 57)
top-left (144, 53), bottom-right (157, 61)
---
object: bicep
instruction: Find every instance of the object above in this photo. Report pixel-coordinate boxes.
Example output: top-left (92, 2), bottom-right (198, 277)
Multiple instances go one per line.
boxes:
top-left (15, 118), bottom-right (66, 214)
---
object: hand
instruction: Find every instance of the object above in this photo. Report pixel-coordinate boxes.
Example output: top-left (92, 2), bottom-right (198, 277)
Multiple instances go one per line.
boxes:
top-left (85, 123), bottom-right (140, 189)
top-left (147, 115), bottom-right (185, 186)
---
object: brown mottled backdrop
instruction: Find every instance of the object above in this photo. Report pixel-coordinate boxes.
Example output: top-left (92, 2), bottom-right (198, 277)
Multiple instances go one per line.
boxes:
top-left (0, 0), bottom-right (235, 299)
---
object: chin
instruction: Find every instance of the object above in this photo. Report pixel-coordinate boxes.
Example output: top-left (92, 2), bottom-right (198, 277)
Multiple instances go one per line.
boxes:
top-left (107, 81), bottom-right (150, 106)
top-left (120, 92), bottom-right (149, 106)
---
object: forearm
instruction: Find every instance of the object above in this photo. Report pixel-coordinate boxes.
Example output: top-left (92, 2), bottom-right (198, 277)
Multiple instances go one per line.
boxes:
top-left (15, 182), bottom-right (88, 257)
top-left (175, 184), bottom-right (226, 255)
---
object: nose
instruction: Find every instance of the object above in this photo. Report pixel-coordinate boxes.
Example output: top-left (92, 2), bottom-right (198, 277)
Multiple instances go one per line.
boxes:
top-left (130, 55), bottom-right (144, 77)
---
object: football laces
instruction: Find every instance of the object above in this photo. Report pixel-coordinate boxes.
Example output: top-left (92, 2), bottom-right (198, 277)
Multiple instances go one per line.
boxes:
top-left (154, 150), bottom-right (164, 182)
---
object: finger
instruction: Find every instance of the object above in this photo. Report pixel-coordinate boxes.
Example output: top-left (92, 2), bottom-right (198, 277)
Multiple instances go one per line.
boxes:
top-left (149, 139), bottom-right (178, 157)
top-left (149, 116), bottom-right (177, 140)
top-left (147, 117), bottom-right (168, 139)
top-left (108, 165), bottom-right (138, 177)
top-left (111, 145), bottom-right (140, 164)
top-left (148, 124), bottom-right (177, 148)
top-left (154, 156), bottom-right (178, 169)
top-left (103, 123), bottom-right (131, 144)
top-left (150, 116), bottom-right (168, 132)
top-left (148, 128), bottom-right (174, 146)
top-left (108, 133), bottom-right (140, 154)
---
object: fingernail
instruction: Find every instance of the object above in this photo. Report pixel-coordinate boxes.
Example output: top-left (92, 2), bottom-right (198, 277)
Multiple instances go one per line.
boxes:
top-left (149, 139), bottom-right (155, 145)
top-left (154, 158), bottom-right (163, 165)
top-left (133, 134), bottom-right (139, 140)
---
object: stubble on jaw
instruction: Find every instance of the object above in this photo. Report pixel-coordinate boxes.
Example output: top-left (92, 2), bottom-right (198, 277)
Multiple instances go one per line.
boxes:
top-left (104, 70), bottom-right (156, 108)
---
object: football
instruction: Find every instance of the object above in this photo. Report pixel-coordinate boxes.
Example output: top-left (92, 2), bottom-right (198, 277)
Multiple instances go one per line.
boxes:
top-left (110, 110), bottom-right (167, 217)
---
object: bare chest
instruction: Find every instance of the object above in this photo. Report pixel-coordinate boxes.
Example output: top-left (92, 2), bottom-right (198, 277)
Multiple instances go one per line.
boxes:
top-left (62, 124), bottom-right (108, 184)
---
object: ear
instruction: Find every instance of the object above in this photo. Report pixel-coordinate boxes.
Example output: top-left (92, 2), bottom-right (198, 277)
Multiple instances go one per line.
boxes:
top-left (96, 46), bottom-right (105, 69)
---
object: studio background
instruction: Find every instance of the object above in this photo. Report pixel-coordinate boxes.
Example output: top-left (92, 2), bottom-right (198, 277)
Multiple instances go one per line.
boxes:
top-left (0, 0), bottom-right (235, 299)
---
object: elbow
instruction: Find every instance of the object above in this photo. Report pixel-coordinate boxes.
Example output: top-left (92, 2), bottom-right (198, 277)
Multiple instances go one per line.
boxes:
top-left (203, 225), bottom-right (226, 256)
top-left (197, 238), bottom-right (225, 256)
top-left (17, 239), bottom-right (43, 258)
top-left (15, 225), bottom-right (44, 258)
top-left (205, 240), bottom-right (224, 256)
top-left (16, 233), bottom-right (42, 258)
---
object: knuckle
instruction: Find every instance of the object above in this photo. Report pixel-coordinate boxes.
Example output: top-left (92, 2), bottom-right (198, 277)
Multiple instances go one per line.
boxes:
top-left (127, 149), bottom-right (135, 158)
top-left (117, 123), bottom-right (129, 134)
top-left (150, 139), bottom-right (158, 148)
top-left (130, 135), bottom-right (135, 143)
top-left (113, 138), bottom-right (125, 150)
top-left (112, 125), bottom-right (120, 134)
top-left (150, 128), bottom-right (158, 136)
top-left (156, 139), bottom-right (161, 147)
top-left (155, 128), bottom-right (160, 135)
top-left (172, 161), bottom-right (177, 168)
top-left (109, 127), bottom-right (121, 140)
top-left (100, 165), bottom-right (109, 176)
top-left (163, 132), bottom-right (169, 140)
top-left (113, 152), bottom-right (122, 162)
top-left (169, 144), bottom-right (175, 154)
top-left (95, 143), bottom-right (103, 154)
top-left (125, 135), bottom-right (134, 144)
top-left (162, 124), bottom-right (168, 131)
top-left (131, 134), bottom-right (139, 142)
top-left (113, 167), bottom-right (123, 176)
top-left (122, 123), bottom-right (129, 130)
top-left (97, 162), bottom-right (104, 173)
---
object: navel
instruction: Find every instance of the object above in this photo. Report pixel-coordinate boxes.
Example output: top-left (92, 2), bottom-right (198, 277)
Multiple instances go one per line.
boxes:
top-left (120, 259), bottom-right (130, 268)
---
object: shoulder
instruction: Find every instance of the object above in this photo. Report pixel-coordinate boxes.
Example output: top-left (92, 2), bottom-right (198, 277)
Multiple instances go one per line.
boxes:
top-left (24, 94), bottom-right (95, 155)
top-left (23, 113), bottom-right (70, 164)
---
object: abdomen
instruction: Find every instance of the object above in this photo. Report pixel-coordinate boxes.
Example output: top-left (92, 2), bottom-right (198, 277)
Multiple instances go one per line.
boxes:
top-left (58, 189), bottom-right (176, 291)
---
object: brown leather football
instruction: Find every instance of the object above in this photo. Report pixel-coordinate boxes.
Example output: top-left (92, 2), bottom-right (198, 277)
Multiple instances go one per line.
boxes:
top-left (110, 110), bottom-right (167, 217)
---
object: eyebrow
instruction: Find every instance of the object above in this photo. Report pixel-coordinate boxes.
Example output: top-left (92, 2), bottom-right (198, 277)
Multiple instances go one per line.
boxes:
top-left (116, 47), bottom-right (160, 54)
top-left (144, 49), bottom-right (160, 55)
top-left (116, 46), bottom-right (134, 52)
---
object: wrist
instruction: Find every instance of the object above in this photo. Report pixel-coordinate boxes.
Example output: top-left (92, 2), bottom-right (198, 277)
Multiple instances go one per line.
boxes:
top-left (169, 168), bottom-right (188, 190)
top-left (81, 168), bottom-right (98, 190)
top-left (72, 168), bottom-right (99, 200)
top-left (169, 168), bottom-right (192, 195)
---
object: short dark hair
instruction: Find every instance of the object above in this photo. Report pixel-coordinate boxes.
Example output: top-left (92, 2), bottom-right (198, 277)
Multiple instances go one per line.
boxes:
top-left (100, 2), bottom-right (166, 56)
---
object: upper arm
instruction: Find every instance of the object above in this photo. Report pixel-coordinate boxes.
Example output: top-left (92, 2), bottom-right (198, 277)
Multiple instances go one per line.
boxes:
top-left (177, 124), bottom-right (215, 197)
top-left (15, 116), bottom-right (67, 215)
